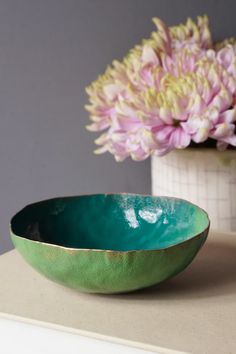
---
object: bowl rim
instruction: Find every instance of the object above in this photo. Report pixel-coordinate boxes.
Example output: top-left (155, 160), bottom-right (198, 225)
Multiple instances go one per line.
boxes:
top-left (10, 193), bottom-right (210, 253)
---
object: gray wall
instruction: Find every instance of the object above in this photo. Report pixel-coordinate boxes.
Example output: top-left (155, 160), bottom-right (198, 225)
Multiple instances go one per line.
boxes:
top-left (1, 0), bottom-right (235, 254)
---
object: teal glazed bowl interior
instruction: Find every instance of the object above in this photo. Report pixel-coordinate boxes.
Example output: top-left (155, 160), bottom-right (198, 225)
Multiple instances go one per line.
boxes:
top-left (10, 194), bottom-right (210, 294)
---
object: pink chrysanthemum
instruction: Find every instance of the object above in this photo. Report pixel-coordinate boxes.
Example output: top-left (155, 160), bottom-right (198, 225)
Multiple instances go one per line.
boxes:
top-left (85, 15), bottom-right (236, 161)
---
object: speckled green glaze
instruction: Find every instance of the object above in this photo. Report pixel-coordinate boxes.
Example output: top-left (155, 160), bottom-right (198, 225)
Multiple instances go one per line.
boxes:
top-left (10, 194), bottom-right (210, 294)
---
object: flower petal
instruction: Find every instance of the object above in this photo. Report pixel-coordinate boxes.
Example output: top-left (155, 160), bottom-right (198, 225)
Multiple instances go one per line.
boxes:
top-left (218, 108), bottom-right (236, 123)
top-left (169, 127), bottom-right (191, 148)
top-left (141, 45), bottom-right (159, 65)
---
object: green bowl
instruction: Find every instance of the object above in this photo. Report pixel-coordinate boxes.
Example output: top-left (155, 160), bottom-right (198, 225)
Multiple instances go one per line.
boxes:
top-left (10, 194), bottom-right (210, 294)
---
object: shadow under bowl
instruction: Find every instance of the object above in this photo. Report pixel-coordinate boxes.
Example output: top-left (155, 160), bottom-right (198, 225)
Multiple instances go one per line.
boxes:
top-left (10, 194), bottom-right (210, 294)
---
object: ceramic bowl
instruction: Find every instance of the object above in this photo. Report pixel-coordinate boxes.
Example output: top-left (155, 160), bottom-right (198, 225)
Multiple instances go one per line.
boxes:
top-left (10, 194), bottom-right (210, 294)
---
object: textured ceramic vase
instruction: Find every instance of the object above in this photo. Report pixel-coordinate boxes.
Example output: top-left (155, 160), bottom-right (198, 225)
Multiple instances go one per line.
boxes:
top-left (152, 149), bottom-right (236, 231)
top-left (10, 194), bottom-right (209, 294)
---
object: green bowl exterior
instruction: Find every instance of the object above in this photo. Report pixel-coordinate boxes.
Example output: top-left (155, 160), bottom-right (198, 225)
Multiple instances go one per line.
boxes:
top-left (11, 227), bottom-right (209, 294)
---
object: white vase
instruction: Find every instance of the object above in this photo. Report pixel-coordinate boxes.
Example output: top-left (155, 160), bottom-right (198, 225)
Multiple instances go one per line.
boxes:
top-left (151, 149), bottom-right (236, 231)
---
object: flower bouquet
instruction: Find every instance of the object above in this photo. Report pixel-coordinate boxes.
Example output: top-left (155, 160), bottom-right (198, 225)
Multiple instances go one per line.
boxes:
top-left (85, 15), bottom-right (236, 231)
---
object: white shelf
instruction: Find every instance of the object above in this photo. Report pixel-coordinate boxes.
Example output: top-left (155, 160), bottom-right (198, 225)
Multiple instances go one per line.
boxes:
top-left (0, 316), bottom-right (160, 354)
top-left (1, 230), bottom-right (236, 354)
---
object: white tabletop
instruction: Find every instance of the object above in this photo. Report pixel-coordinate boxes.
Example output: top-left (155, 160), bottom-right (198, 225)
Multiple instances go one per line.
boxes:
top-left (0, 230), bottom-right (236, 354)
top-left (0, 316), bottom-right (161, 354)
